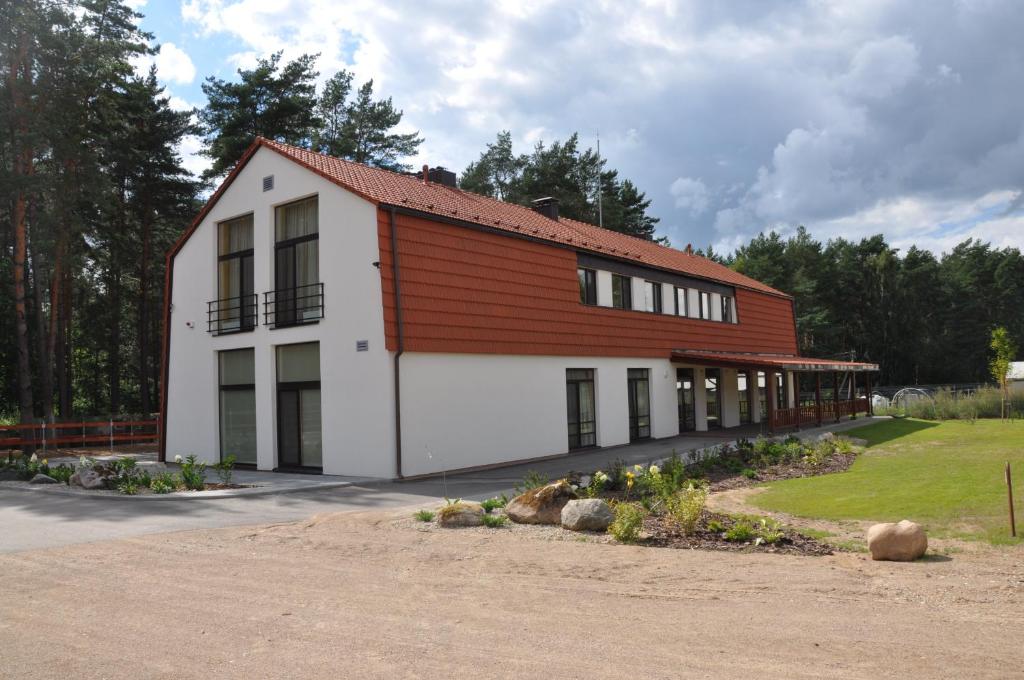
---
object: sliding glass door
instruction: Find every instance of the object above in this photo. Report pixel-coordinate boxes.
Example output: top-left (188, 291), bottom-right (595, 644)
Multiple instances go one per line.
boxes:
top-left (705, 368), bottom-right (721, 429)
top-left (566, 369), bottom-right (596, 449)
top-left (276, 342), bottom-right (322, 469)
top-left (677, 368), bottom-right (696, 432)
top-left (218, 349), bottom-right (256, 465)
top-left (627, 368), bottom-right (651, 441)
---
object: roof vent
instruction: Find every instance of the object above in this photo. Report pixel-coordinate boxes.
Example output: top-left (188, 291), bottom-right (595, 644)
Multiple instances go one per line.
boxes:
top-left (262, 175), bottom-right (274, 192)
top-left (531, 196), bottom-right (559, 220)
top-left (427, 166), bottom-right (457, 188)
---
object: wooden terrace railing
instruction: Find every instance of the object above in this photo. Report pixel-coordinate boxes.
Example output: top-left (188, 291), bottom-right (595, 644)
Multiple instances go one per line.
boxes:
top-left (0, 419), bottom-right (159, 451)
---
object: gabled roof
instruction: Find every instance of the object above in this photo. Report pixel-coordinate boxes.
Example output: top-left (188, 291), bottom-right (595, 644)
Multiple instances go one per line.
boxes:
top-left (178, 137), bottom-right (789, 297)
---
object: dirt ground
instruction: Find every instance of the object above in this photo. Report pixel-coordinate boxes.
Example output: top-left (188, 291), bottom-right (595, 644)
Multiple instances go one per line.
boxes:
top-left (2, 509), bottom-right (1023, 680)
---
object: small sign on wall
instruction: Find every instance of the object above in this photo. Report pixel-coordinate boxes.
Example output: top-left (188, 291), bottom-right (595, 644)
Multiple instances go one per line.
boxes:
top-left (356, 340), bottom-right (369, 352)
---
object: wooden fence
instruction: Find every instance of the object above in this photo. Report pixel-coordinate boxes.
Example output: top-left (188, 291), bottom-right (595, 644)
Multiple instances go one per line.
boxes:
top-left (0, 419), bottom-right (159, 451)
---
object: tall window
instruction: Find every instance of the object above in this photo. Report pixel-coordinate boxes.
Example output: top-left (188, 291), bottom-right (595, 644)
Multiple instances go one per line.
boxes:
top-left (611, 274), bottom-right (632, 310)
top-left (758, 371), bottom-right (768, 420)
top-left (627, 368), bottom-right (651, 441)
top-left (577, 268), bottom-right (597, 305)
top-left (216, 214), bottom-right (254, 333)
top-left (276, 342), bottom-right (322, 469)
top-left (721, 295), bottom-right (734, 323)
top-left (566, 369), bottom-right (596, 449)
top-left (274, 197), bottom-right (320, 326)
top-left (705, 368), bottom-right (721, 429)
top-left (677, 368), bottom-right (696, 432)
top-left (738, 370), bottom-right (752, 425)
top-left (699, 291), bottom-right (711, 320)
top-left (643, 281), bottom-right (662, 313)
top-left (219, 349), bottom-right (256, 465)
top-left (675, 287), bottom-right (687, 316)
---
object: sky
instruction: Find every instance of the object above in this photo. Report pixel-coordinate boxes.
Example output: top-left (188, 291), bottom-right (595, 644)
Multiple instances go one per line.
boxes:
top-left (129, 0), bottom-right (1024, 256)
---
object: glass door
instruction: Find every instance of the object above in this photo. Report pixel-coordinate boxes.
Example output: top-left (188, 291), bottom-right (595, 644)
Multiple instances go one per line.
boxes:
top-left (676, 368), bottom-right (696, 432)
top-left (738, 370), bottom-right (752, 425)
top-left (276, 343), bottom-right (322, 470)
top-left (566, 369), bottom-right (596, 449)
top-left (705, 368), bottom-right (721, 429)
top-left (627, 368), bottom-right (651, 441)
top-left (218, 349), bottom-right (256, 465)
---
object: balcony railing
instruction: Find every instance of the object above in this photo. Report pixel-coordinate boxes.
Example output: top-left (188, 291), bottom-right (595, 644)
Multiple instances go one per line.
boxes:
top-left (263, 282), bottom-right (324, 328)
top-left (207, 294), bottom-right (258, 334)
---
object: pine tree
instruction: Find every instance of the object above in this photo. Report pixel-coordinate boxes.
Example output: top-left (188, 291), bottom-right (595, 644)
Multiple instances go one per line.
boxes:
top-left (199, 52), bottom-right (320, 180)
top-left (340, 79), bottom-right (423, 171)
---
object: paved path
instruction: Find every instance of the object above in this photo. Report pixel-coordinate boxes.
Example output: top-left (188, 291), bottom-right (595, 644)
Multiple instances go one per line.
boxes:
top-left (0, 418), bottom-right (882, 553)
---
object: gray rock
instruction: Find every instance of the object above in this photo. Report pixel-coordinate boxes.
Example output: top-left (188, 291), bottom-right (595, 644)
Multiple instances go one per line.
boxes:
top-left (866, 520), bottom-right (927, 561)
top-left (70, 467), bottom-right (110, 490)
top-left (817, 432), bottom-right (836, 442)
top-left (30, 473), bottom-right (60, 484)
top-left (506, 480), bottom-right (578, 525)
top-left (561, 498), bottom-right (614, 531)
top-left (437, 501), bottom-right (485, 527)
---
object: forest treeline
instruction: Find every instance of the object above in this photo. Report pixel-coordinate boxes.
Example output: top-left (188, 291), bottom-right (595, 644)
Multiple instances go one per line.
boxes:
top-left (1, 1), bottom-right (1019, 423)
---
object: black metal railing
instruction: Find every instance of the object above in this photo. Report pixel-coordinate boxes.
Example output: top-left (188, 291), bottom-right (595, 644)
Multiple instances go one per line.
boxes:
top-left (207, 294), bottom-right (258, 334)
top-left (263, 282), bottom-right (324, 328)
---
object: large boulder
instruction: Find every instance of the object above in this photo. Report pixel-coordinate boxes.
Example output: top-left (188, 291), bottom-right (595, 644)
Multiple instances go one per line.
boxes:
top-left (866, 520), bottom-right (928, 561)
top-left (506, 480), bottom-right (578, 525)
top-left (561, 498), bottom-right (614, 531)
top-left (30, 473), bottom-right (59, 484)
top-left (437, 501), bottom-right (485, 528)
top-left (70, 465), bottom-right (113, 490)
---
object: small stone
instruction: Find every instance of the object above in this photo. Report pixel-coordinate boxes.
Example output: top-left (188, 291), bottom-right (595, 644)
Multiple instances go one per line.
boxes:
top-left (866, 520), bottom-right (928, 561)
top-left (817, 432), bottom-right (836, 442)
top-left (70, 466), bottom-right (112, 490)
top-left (437, 501), bottom-right (485, 527)
top-left (506, 480), bottom-right (578, 525)
top-left (30, 473), bottom-right (59, 484)
top-left (561, 498), bottom-right (614, 531)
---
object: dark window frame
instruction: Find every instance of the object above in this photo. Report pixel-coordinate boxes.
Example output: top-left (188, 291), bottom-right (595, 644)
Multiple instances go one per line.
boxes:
top-left (275, 342), bottom-right (323, 471)
top-left (218, 348), bottom-right (257, 466)
top-left (577, 267), bottom-right (597, 305)
top-left (272, 197), bottom-right (321, 328)
top-left (611, 274), bottom-right (632, 310)
top-left (705, 368), bottom-right (722, 429)
top-left (675, 286), bottom-right (687, 317)
top-left (645, 280), bottom-right (663, 313)
top-left (627, 368), bottom-right (651, 441)
top-left (737, 369), bottom-right (753, 425)
top-left (214, 214), bottom-right (256, 334)
top-left (566, 368), bottom-right (597, 450)
top-left (721, 295), bottom-right (733, 323)
top-left (676, 367), bottom-right (696, 432)
top-left (699, 291), bottom-right (711, 320)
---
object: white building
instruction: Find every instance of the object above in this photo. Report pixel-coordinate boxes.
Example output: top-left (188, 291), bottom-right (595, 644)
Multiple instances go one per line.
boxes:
top-left (161, 139), bottom-right (877, 478)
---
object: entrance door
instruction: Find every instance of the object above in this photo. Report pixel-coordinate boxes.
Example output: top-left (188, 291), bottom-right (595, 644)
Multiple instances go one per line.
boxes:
top-left (276, 342), bottom-right (322, 470)
top-left (676, 368), bottom-right (696, 432)
top-left (738, 370), bottom-right (752, 425)
top-left (627, 368), bottom-right (651, 441)
top-left (566, 369), bottom-right (596, 449)
top-left (705, 368), bottom-right (721, 429)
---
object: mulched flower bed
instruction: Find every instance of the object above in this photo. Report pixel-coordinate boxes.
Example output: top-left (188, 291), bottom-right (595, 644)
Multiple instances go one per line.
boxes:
top-left (707, 451), bottom-right (858, 492)
top-left (642, 511), bottom-right (833, 556)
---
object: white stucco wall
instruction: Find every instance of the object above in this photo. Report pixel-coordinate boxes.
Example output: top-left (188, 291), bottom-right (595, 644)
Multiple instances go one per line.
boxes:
top-left (398, 353), bottom-right (681, 476)
top-left (165, 146), bottom-right (395, 477)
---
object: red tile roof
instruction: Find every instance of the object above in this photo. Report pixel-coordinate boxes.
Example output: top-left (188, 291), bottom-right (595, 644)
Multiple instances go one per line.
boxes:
top-left (254, 138), bottom-right (789, 297)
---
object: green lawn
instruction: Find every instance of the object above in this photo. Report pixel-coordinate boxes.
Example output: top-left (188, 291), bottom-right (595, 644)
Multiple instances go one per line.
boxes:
top-left (752, 418), bottom-right (1024, 544)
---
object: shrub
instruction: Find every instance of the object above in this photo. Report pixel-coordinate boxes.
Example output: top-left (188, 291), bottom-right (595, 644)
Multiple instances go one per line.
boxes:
top-left (48, 463), bottom-right (74, 485)
top-left (213, 455), bottom-right (236, 484)
top-left (724, 521), bottom-right (756, 542)
top-left (833, 437), bottom-right (854, 455)
top-left (707, 518), bottom-right (726, 533)
top-left (741, 468), bottom-right (757, 480)
top-left (664, 483), bottom-right (708, 535)
top-left (413, 509), bottom-right (435, 522)
top-left (481, 514), bottom-right (508, 528)
top-left (608, 502), bottom-right (647, 543)
top-left (480, 497), bottom-right (506, 513)
top-left (514, 470), bottom-right (548, 495)
top-left (117, 479), bottom-right (139, 495)
top-left (178, 454), bottom-right (206, 491)
top-left (755, 518), bottom-right (785, 545)
top-left (802, 441), bottom-right (833, 467)
top-left (583, 470), bottom-right (610, 498)
top-left (150, 472), bottom-right (178, 494)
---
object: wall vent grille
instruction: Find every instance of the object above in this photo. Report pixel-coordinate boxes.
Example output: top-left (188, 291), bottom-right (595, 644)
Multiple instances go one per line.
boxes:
top-left (262, 175), bottom-right (274, 192)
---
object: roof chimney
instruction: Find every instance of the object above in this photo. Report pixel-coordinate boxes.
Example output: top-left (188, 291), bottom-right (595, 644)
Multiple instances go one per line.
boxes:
top-left (685, 243), bottom-right (693, 255)
top-left (427, 166), bottom-right (457, 188)
top-left (531, 196), bottom-right (559, 221)
top-left (421, 164), bottom-right (429, 184)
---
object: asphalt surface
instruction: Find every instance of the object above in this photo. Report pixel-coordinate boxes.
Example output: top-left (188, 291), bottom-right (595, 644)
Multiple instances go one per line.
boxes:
top-left (0, 418), bottom-right (881, 553)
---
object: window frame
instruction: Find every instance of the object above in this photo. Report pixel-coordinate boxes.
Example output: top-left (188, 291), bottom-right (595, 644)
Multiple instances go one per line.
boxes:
top-left (218, 348), bottom-right (257, 466)
top-left (699, 291), bottom-right (711, 320)
top-left (721, 295), bottom-right (733, 323)
top-left (272, 196), bottom-right (321, 328)
top-left (566, 368), bottom-right (597, 450)
top-left (215, 214), bottom-right (255, 334)
top-left (644, 280), bottom-right (662, 313)
top-left (611, 274), bottom-right (632, 310)
top-left (674, 287), bottom-right (687, 317)
top-left (577, 267), bottom-right (597, 305)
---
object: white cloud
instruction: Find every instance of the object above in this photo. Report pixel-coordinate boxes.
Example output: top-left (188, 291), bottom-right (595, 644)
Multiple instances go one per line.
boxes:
top-left (173, 0), bottom-right (1024, 253)
top-left (669, 177), bottom-right (709, 216)
top-left (154, 43), bottom-right (196, 85)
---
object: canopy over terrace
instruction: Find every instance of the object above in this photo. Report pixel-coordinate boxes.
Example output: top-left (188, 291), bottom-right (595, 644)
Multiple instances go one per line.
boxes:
top-left (671, 350), bottom-right (880, 434)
